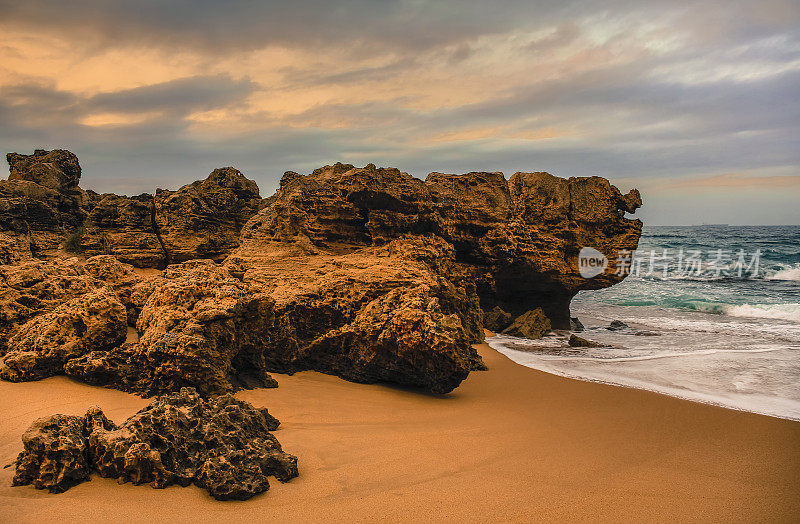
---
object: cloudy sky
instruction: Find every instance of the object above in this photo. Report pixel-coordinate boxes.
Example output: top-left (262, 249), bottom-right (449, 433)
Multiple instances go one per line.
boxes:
top-left (1, 0), bottom-right (798, 224)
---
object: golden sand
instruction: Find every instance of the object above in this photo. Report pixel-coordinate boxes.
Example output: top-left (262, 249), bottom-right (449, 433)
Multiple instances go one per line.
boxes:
top-left (1, 337), bottom-right (798, 522)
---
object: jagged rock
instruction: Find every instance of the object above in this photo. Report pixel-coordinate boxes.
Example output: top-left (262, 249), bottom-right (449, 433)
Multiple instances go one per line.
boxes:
top-left (1, 149), bottom-right (90, 256)
top-left (0, 289), bottom-right (127, 381)
top-left (156, 167), bottom-right (262, 263)
top-left (80, 168), bottom-right (261, 267)
top-left (7, 149), bottom-right (81, 190)
top-left (12, 388), bottom-right (298, 501)
top-left (484, 306), bottom-right (513, 332)
top-left (230, 234), bottom-right (485, 393)
top-left (501, 308), bottom-right (552, 339)
top-left (11, 414), bottom-right (91, 493)
top-left (66, 260), bottom-right (277, 396)
top-left (0, 256), bottom-right (139, 355)
top-left (634, 330), bottom-right (661, 336)
top-left (607, 320), bottom-right (629, 331)
top-left (570, 317), bottom-right (585, 331)
top-left (568, 334), bottom-right (605, 347)
top-left (79, 193), bottom-right (164, 266)
top-left (239, 163), bottom-right (641, 329)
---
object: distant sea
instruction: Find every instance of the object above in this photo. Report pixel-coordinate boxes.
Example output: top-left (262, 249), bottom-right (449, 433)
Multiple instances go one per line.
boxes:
top-left (488, 225), bottom-right (800, 420)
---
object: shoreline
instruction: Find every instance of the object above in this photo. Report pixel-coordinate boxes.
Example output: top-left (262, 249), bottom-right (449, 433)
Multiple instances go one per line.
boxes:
top-left (2, 338), bottom-right (799, 522)
top-left (488, 335), bottom-right (800, 422)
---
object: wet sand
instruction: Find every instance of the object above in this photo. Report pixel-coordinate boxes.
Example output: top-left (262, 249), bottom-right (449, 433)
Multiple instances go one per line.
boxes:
top-left (1, 337), bottom-right (798, 522)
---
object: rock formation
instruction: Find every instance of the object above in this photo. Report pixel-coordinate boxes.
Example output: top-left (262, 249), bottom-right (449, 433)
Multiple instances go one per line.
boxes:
top-left (66, 259), bottom-right (278, 396)
top-left (7, 149), bottom-right (82, 190)
top-left (1, 149), bottom-right (91, 258)
top-left (80, 167), bottom-right (261, 267)
top-left (0, 256), bottom-right (138, 358)
top-left (12, 387), bottom-right (298, 500)
top-left (235, 163), bottom-right (641, 330)
top-left (501, 308), bottom-right (552, 339)
top-left (1, 151), bottom-right (642, 397)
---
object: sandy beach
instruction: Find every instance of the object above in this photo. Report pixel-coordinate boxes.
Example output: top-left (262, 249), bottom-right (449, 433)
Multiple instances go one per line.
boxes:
top-left (1, 336), bottom-right (798, 522)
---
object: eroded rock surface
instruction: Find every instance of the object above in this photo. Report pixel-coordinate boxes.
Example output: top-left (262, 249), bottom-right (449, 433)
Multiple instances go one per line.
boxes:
top-left (0, 289), bottom-right (126, 382)
top-left (66, 260), bottom-right (278, 396)
top-left (7, 149), bottom-right (81, 190)
top-left (80, 167), bottom-right (261, 267)
top-left (238, 163), bottom-right (641, 329)
top-left (12, 388), bottom-right (297, 501)
top-left (1, 152), bottom-right (642, 395)
top-left (0, 256), bottom-right (138, 356)
top-left (501, 308), bottom-right (552, 339)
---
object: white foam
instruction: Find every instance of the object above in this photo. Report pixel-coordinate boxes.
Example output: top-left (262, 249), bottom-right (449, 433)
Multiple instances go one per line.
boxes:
top-left (724, 303), bottom-right (800, 322)
top-left (487, 336), bottom-right (800, 421)
top-left (767, 264), bottom-right (800, 281)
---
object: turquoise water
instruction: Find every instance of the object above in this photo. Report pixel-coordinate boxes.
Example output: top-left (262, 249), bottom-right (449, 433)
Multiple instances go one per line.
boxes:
top-left (589, 225), bottom-right (800, 321)
top-left (489, 225), bottom-right (800, 420)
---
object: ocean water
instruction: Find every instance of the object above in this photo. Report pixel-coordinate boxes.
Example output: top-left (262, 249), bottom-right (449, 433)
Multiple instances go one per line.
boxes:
top-left (487, 225), bottom-right (800, 420)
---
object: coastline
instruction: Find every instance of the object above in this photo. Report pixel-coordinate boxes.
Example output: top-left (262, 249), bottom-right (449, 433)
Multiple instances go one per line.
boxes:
top-left (1, 337), bottom-right (798, 522)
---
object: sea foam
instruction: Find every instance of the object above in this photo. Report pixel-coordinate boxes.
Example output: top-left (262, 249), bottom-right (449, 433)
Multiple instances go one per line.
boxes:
top-left (724, 303), bottom-right (800, 322)
top-left (767, 264), bottom-right (800, 281)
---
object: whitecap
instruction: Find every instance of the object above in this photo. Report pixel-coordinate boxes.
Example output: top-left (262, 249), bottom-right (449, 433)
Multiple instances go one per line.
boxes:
top-left (767, 264), bottom-right (800, 281)
top-left (724, 303), bottom-right (800, 322)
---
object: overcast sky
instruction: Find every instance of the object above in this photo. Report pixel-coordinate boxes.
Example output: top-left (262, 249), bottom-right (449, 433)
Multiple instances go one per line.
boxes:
top-left (1, 0), bottom-right (798, 224)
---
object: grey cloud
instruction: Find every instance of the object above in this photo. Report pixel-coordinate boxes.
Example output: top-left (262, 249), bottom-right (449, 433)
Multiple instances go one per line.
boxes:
top-left (87, 74), bottom-right (256, 115)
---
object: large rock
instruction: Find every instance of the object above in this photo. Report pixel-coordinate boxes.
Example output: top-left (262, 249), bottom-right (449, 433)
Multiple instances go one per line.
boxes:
top-left (11, 414), bottom-right (92, 493)
top-left (0, 256), bottom-right (139, 356)
top-left (229, 233), bottom-right (485, 394)
top-left (12, 388), bottom-right (298, 501)
top-left (7, 149), bottom-right (81, 190)
top-left (501, 308), bottom-right (552, 339)
top-left (0, 289), bottom-right (127, 382)
top-left (66, 260), bottom-right (278, 396)
top-left (1, 149), bottom-right (90, 256)
top-left (80, 167), bottom-right (261, 267)
top-left (239, 163), bottom-right (642, 329)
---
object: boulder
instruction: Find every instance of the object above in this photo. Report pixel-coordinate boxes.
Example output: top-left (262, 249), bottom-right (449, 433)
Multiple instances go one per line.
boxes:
top-left (12, 388), bottom-right (298, 501)
top-left (0, 256), bottom-right (139, 355)
top-left (607, 320), bottom-right (629, 331)
top-left (0, 289), bottom-right (127, 382)
top-left (66, 259), bottom-right (278, 396)
top-left (11, 414), bottom-right (91, 493)
top-left (231, 235), bottom-right (485, 393)
top-left (501, 308), bottom-right (552, 339)
top-left (484, 306), bottom-right (513, 333)
top-left (7, 149), bottom-right (81, 190)
top-left (568, 334), bottom-right (605, 347)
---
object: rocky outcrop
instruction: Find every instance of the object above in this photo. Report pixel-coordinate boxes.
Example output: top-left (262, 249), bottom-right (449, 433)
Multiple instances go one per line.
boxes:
top-left (1, 149), bottom-right (90, 257)
top-left (484, 306), bottom-right (513, 333)
top-left (65, 260), bottom-right (277, 396)
top-left (80, 168), bottom-right (261, 267)
top-left (0, 256), bottom-right (137, 355)
top-left (12, 387), bottom-right (298, 500)
top-left (0, 289), bottom-right (126, 382)
top-left (237, 163), bottom-right (641, 330)
top-left (1, 153), bottom-right (642, 396)
top-left (7, 149), bottom-right (81, 190)
top-left (501, 308), bottom-right (552, 339)
top-left (228, 233), bottom-right (485, 393)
